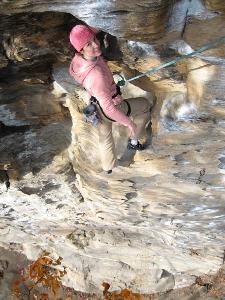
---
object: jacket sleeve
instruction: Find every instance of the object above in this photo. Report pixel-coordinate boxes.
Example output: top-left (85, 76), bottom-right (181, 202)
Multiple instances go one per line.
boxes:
top-left (112, 94), bottom-right (123, 105)
top-left (84, 68), bottom-right (135, 132)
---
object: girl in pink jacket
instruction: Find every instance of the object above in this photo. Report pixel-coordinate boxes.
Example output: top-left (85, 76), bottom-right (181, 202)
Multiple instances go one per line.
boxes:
top-left (69, 25), bottom-right (150, 173)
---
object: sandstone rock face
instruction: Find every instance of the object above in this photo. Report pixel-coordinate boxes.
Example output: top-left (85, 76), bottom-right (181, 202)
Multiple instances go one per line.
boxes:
top-left (0, 1), bottom-right (225, 298)
top-left (204, 0), bottom-right (225, 12)
top-left (0, 0), bottom-right (174, 41)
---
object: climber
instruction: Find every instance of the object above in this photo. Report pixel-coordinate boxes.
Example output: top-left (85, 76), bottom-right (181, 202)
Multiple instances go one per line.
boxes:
top-left (69, 24), bottom-right (150, 173)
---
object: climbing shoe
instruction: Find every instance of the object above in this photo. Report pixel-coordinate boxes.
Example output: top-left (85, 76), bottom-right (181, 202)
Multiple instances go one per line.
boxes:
top-left (106, 170), bottom-right (112, 174)
top-left (127, 140), bottom-right (145, 151)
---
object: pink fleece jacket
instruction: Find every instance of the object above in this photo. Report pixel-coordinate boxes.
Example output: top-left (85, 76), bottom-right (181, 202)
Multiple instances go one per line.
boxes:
top-left (69, 54), bottom-right (135, 132)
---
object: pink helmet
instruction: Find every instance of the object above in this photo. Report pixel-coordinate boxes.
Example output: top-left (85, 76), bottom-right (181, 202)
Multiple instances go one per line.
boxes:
top-left (69, 24), bottom-right (98, 52)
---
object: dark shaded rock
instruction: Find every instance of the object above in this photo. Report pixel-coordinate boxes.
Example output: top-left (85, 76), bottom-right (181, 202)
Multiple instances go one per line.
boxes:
top-left (0, 1), bottom-right (175, 42)
top-left (0, 170), bottom-right (10, 191)
top-left (125, 192), bottom-right (137, 200)
top-left (0, 121), bottom-right (31, 138)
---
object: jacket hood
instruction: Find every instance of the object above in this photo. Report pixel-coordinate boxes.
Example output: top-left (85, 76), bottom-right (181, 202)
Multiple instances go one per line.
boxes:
top-left (69, 53), bottom-right (98, 85)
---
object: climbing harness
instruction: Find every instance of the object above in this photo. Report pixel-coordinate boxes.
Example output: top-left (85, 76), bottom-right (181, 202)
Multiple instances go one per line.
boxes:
top-left (82, 85), bottom-right (122, 124)
top-left (116, 35), bottom-right (225, 87)
top-left (89, 85), bottom-right (131, 123)
top-left (83, 84), bottom-right (131, 124)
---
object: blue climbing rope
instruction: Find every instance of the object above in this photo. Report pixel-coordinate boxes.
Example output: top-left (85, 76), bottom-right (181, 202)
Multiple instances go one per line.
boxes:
top-left (117, 35), bottom-right (225, 87)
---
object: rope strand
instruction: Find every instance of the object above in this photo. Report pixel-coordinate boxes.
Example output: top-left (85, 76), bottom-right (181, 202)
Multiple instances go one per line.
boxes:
top-left (117, 35), bottom-right (225, 86)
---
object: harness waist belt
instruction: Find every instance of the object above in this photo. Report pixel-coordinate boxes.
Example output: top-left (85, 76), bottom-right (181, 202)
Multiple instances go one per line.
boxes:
top-left (90, 85), bottom-right (131, 122)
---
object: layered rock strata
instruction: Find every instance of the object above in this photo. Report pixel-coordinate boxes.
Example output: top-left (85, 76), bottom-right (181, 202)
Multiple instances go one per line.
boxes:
top-left (0, 0), bottom-right (225, 298)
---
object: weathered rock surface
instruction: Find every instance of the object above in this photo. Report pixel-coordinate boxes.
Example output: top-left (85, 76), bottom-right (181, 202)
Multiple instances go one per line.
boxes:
top-left (0, 0), bottom-right (225, 299)
top-left (0, 0), bottom-right (174, 41)
top-left (204, 0), bottom-right (225, 12)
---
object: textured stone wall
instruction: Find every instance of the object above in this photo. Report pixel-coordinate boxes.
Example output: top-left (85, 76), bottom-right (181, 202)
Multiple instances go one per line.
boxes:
top-left (204, 0), bottom-right (225, 12)
top-left (1, 1), bottom-right (225, 298)
top-left (0, 0), bottom-right (175, 41)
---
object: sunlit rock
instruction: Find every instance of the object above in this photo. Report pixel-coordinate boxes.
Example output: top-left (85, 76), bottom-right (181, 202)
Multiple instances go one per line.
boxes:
top-left (0, 1), bottom-right (225, 298)
top-left (204, 0), bottom-right (225, 12)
